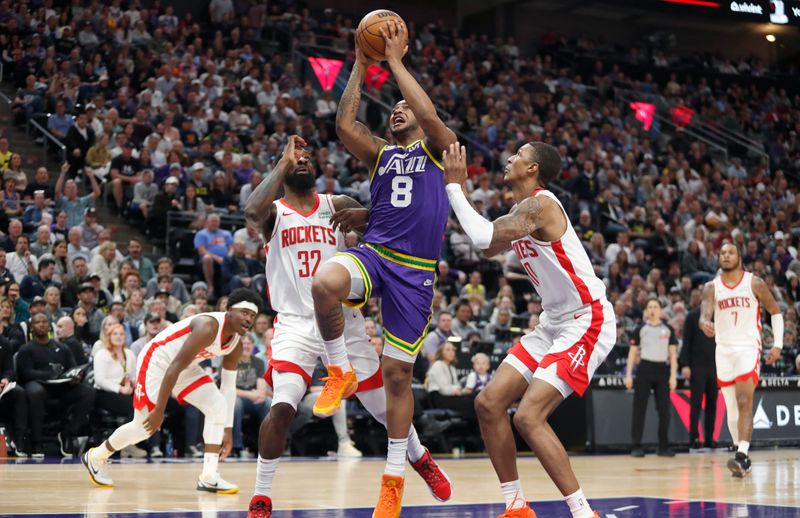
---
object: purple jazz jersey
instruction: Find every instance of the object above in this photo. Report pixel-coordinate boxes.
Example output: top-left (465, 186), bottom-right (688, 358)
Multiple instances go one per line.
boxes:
top-left (364, 139), bottom-right (448, 261)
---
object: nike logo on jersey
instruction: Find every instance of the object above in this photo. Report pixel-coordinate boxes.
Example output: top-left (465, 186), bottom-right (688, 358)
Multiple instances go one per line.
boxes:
top-left (423, 279), bottom-right (433, 286)
top-left (282, 212), bottom-right (294, 216)
top-left (573, 312), bottom-right (587, 320)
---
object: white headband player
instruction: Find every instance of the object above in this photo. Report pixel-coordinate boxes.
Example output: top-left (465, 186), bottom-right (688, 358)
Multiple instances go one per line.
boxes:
top-left (231, 301), bottom-right (259, 314)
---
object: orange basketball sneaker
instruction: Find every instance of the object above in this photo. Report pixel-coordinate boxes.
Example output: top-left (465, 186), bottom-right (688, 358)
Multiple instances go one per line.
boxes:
top-left (497, 497), bottom-right (537, 518)
top-left (313, 365), bottom-right (358, 417)
top-left (372, 474), bottom-right (404, 518)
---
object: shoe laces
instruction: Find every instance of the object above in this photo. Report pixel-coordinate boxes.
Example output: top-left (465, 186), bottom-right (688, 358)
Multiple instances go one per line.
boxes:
top-left (499, 496), bottom-right (532, 517)
top-left (415, 456), bottom-right (444, 487)
top-left (377, 482), bottom-right (401, 511)
top-left (248, 500), bottom-right (271, 518)
top-left (319, 372), bottom-right (349, 400)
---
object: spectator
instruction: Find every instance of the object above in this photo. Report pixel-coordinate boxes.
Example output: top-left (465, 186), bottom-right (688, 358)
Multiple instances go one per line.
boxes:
top-left (23, 192), bottom-right (49, 233)
top-left (145, 258), bottom-right (190, 303)
top-left (124, 239), bottom-right (155, 287)
top-left (46, 100), bottom-right (73, 142)
top-left (422, 311), bottom-right (455, 366)
top-left (0, 333), bottom-right (28, 456)
top-left (62, 256), bottom-right (89, 308)
top-left (54, 166), bottom-right (101, 228)
top-left (88, 241), bottom-right (120, 291)
top-left (0, 177), bottom-right (22, 217)
top-left (464, 352), bottom-right (492, 394)
top-left (150, 176), bottom-right (180, 237)
top-left (124, 289), bottom-right (147, 330)
top-left (79, 207), bottom-right (104, 250)
top-left (0, 249), bottom-right (16, 285)
top-left (7, 234), bottom-right (38, 283)
top-left (131, 169), bottom-right (158, 220)
top-left (232, 224), bottom-right (263, 259)
top-left (55, 316), bottom-right (88, 366)
top-left (130, 312), bottom-right (164, 359)
top-left (194, 213), bottom-right (232, 298)
top-left (680, 306), bottom-right (718, 450)
top-left (452, 299), bottom-right (479, 340)
top-left (108, 141), bottom-right (142, 211)
top-left (178, 183), bottom-right (208, 230)
top-left (85, 134), bottom-right (112, 180)
top-left (76, 282), bottom-right (106, 339)
top-left (208, 170), bottom-right (237, 213)
top-left (425, 342), bottom-right (477, 423)
top-left (65, 110), bottom-right (95, 174)
top-left (232, 334), bottom-right (271, 457)
top-left (29, 225), bottom-right (53, 257)
top-left (20, 257), bottom-right (59, 300)
top-left (3, 154), bottom-right (27, 193)
top-left (0, 139), bottom-right (12, 172)
top-left (16, 313), bottom-right (95, 457)
top-left (0, 219), bottom-right (23, 253)
top-left (43, 286), bottom-right (68, 324)
top-left (4, 282), bottom-right (30, 325)
top-left (222, 239), bottom-right (261, 294)
top-left (24, 167), bottom-right (56, 201)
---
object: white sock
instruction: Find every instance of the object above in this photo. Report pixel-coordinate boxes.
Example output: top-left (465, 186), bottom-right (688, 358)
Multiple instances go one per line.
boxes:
top-left (501, 480), bottom-right (525, 509)
top-left (565, 488), bottom-right (593, 518)
top-left (721, 385), bottom-right (739, 445)
top-left (406, 426), bottom-right (426, 463)
top-left (738, 440), bottom-right (750, 456)
top-left (254, 456), bottom-right (280, 497)
top-left (201, 452), bottom-right (219, 482)
top-left (332, 406), bottom-right (349, 443)
top-left (323, 335), bottom-right (350, 371)
top-left (91, 443), bottom-right (114, 462)
top-left (385, 437), bottom-right (408, 476)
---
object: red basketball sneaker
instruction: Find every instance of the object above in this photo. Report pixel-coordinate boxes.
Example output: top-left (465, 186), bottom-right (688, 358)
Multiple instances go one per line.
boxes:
top-left (410, 448), bottom-right (452, 502)
top-left (247, 495), bottom-right (272, 518)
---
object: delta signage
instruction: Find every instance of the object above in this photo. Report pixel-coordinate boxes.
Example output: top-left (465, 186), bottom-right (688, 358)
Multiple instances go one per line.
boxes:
top-left (589, 384), bottom-right (800, 448)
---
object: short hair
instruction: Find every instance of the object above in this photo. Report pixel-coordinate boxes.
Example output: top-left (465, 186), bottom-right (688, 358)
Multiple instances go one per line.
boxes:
top-left (156, 257), bottom-right (173, 268)
top-left (72, 256), bottom-right (86, 265)
top-left (456, 299), bottom-right (470, 311)
top-left (227, 288), bottom-right (262, 313)
top-left (38, 257), bottom-right (55, 270)
top-left (157, 273), bottom-right (172, 283)
top-left (528, 142), bottom-right (561, 185)
top-left (647, 297), bottom-right (662, 308)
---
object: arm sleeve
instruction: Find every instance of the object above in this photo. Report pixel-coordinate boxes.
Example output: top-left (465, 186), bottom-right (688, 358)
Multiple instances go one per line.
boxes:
top-left (771, 313), bottom-right (784, 350)
top-left (445, 184), bottom-right (494, 249)
top-left (220, 368), bottom-right (237, 428)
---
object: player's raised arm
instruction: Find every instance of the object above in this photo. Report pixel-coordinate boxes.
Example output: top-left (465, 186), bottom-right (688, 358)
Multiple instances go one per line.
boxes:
top-left (382, 22), bottom-right (456, 155)
top-left (336, 48), bottom-right (388, 167)
top-left (143, 316), bottom-right (218, 434)
top-left (699, 282), bottom-right (716, 337)
top-left (443, 143), bottom-right (552, 257)
top-left (244, 135), bottom-right (306, 238)
top-left (752, 275), bottom-right (784, 364)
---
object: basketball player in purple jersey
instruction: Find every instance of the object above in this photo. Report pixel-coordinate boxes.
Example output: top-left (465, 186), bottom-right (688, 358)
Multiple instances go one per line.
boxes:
top-left (311, 21), bottom-right (456, 516)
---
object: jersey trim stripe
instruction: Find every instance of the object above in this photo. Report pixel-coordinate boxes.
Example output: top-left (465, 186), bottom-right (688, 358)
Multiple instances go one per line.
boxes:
top-left (370, 145), bottom-right (389, 182)
top-left (133, 325), bottom-right (192, 411)
top-left (264, 359), bottom-right (313, 387)
top-left (366, 243), bottom-right (437, 271)
top-left (552, 239), bottom-right (592, 305)
top-left (420, 139), bottom-right (444, 170)
top-left (176, 375), bottom-right (213, 404)
top-left (336, 252), bottom-right (373, 308)
top-left (354, 367), bottom-right (383, 394)
top-left (721, 271), bottom-right (746, 290)
top-left (508, 341), bottom-right (540, 372)
top-left (278, 194), bottom-right (320, 218)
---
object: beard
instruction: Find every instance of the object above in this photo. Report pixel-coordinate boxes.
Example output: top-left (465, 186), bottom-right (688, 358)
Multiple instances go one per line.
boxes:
top-left (284, 171), bottom-right (315, 191)
top-left (390, 120), bottom-right (420, 142)
top-left (720, 263), bottom-right (737, 272)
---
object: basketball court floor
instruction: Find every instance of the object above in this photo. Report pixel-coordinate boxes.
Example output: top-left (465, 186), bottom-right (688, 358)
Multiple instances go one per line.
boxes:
top-left (1, 449), bottom-right (798, 517)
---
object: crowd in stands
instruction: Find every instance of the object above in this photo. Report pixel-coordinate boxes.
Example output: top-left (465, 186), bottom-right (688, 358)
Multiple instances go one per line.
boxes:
top-left (0, 0), bottom-right (799, 458)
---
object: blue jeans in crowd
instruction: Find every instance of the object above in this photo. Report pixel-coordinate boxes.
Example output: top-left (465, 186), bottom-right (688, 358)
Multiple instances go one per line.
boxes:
top-left (233, 396), bottom-right (271, 450)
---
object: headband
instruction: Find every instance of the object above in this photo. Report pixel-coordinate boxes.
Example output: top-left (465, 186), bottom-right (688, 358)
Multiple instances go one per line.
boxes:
top-left (231, 301), bottom-right (259, 314)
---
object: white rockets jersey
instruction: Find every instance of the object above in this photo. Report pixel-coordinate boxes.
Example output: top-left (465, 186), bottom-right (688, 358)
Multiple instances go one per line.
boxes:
top-left (264, 194), bottom-right (343, 317)
top-left (510, 189), bottom-right (608, 317)
top-left (139, 312), bottom-right (241, 371)
top-left (713, 271), bottom-right (762, 348)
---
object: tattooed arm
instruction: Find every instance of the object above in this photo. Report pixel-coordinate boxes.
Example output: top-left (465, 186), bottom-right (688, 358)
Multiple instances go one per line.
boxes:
top-left (336, 48), bottom-right (388, 167)
top-left (443, 142), bottom-right (553, 257)
top-left (244, 135), bottom-right (305, 238)
top-left (699, 282), bottom-right (716, 337)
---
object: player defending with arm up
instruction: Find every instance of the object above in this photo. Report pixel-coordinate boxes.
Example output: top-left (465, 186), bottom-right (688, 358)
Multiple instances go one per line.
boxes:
top-left (699, 242), bottom-right (783, 477)
top-left (81, 288), bottom-right (260, 494)
top-left (444, 142), bottom-right (613, 518)
top-left (312, 21), bottom-right (455, 517)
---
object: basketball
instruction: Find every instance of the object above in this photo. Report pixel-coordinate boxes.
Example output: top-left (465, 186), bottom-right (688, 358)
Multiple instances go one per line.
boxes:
top-left (355, 9), bottom-right (407, 61)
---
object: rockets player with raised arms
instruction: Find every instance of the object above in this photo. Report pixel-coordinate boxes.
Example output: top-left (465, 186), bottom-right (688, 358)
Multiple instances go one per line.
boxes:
top-left (81, 288), bottom-right (262, 493)
top-left (243, 136), bottom-right (451, 518)
top-left (699, 242), bottom-right (783, 477)
top-left (443, 142), bottom-right (613, 518)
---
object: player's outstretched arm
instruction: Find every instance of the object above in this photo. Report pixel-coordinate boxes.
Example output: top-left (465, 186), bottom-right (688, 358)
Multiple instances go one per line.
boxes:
top-left (336, 48), bottom-right (388, 167)
top-left (382, 22), bottom-right (456, 155)
top-left (752, 275), bottom-right (784, 364)
top-left (699, 282), bottom-right (716, 337)
top-left (244, 135), bottom-right (306, 238)
top-left (143, 316), bottom-right (218, 434)
top-left (330, 195), bottom-right (369, 235)
top-left (443, 143), bottom-right (551, 257)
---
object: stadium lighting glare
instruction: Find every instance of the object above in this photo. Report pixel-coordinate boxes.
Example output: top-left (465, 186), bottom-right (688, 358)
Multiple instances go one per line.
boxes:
top-left (766, 34), bottom-right (776, 42)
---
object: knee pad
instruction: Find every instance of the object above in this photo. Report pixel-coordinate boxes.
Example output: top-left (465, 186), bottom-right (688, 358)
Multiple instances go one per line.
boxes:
top-left (271, 371), bottom-right (308, 411)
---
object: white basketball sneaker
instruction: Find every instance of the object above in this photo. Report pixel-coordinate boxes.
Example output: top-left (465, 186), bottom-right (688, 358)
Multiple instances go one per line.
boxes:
top-left (82, 449), bottom-right (113, 487)
top-left (337, 440), bottom-right (363, 458)
top-left (196, 474), bottom-right (239, 494)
